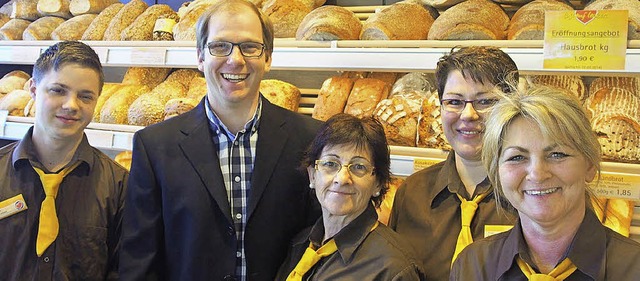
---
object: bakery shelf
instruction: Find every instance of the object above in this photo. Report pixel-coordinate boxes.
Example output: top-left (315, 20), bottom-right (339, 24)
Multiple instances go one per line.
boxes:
top-left (1, 40), bottom-right (639, 74)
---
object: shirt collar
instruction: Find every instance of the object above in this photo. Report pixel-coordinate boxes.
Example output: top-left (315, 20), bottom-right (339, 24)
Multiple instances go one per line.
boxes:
top-left (496, 209), bottom-right (605, 279)
top-left (205, 96), bottom-right (262, 140)
top-left (12, 126), bottom-right (93, 173)
top-left (431, 152), bottom-right (493, 207)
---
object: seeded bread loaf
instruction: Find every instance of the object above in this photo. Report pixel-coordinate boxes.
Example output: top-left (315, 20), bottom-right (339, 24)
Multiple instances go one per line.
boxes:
top-left (312, 76), bottom-right (354, 121)
top-left (262, 0), bottom-right (311, 38)
top-left (296, 5), bottom-right (362, 41)
top-left (92, 83), bottom-right (121, 122)
top-left (121, 67), bottom-right (172, 89)
top-left (102, 0), bottom-right (148, 41)
top-left (100, 84), bottom-right (150, 124)
top-left (121, 4), bottom-right (177, 41)
top-left (508, 0), bottom-right (574, 40)
top-left (428, 0), bottom-right (510, 40)
top-left (173, 0), bottom-right (219, 41)
top-left (51, 14), bottom-right (97, 40)
top-left (360, 1), bottom-right (435, 40)
top-left (81, 2), bottom-right (124, 40)
top-left (374, 94), bottom-right (422, 147)
top-left (164, 97), bottom-right (199, 120)
top-left (37, 0), bottom-right (72, 19)
top-left (70, 0), bottom-right (119, 16)
top-left (259, 79), bottom-right (301, 111)
top-left (585, 0), bottom-right (640, 39)
top-left (0, 18), bottom-right (31, 40)
top-left (186, 76), bottom-right (207, 100)
top-left (23, 16), bottom-right (65, 40)
top-left (344, 78), bottom-right (391, 119)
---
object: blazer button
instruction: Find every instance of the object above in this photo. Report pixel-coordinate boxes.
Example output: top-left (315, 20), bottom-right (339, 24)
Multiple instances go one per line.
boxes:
top-left (223, 275), bottom-right (236, 281)
top-left (227, 226), bottom-right (234, 236)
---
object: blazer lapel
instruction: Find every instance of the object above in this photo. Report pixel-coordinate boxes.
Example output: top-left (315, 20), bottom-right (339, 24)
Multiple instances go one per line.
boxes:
top-left (247, 100), bottom-right (287, 219)
top-left (179, 100), bottom-right (232, 223)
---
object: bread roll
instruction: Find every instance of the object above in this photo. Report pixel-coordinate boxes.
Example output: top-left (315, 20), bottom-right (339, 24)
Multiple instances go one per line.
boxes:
top-left (360, 1), bottom-right (435, 40)
top-left (164, 97), bottom-right (199, 120)
top-left (344, 78), bottom-right (391, 118)
top-left (173, 0), bottom-right (219, 41)
top-left (262, 0), bottom-right (311, 38)
top-left (37, 0), bottom-right (72, 19)
top-left (186, 76), bottom-right (207, 100)
top-left (585, 0), bottom-right (640, 40)
top-left (93, 83), bottom-right (123, 122)
top-left (165, 69), bottom-right (203, 88)
top-left (121, 4), bottom-right (177, 41)
top-left (592, 112), bottom-right (640, 163)
top-left (51, 14), bottom-right (97, 40)
top-left (100, 84), bottom-right (150, 124)
top-left (121, 67), bottom-right (171, 89)
top-left (11, 0), bottom-right (39, 21)
top-left (23, 16), bottom-right (66, 40)
top-left (527, 75), bottom-right (586, 102)
top-left (0, 70), bottom-right (30, 95)
top-left (508, 0), bottom-right (573, 40)
top-left (70, 0), bottom-right (119, 16)
top-left (428, 0), bottom-right (509, 40)
top-left (81, 2), bottom-right (124, 40)
top-left (312, 76), bottom-right (353, 121)
top-left (296, 5), bottom-right (362, 41)
top-left (259, 79), bottom-right (301, 111)
top-left (0, 89), bottom-right (30, 116)
top-left (102, 0), bottom-right (148, 41)
top-left (0, 18), bottom-right (31, 40)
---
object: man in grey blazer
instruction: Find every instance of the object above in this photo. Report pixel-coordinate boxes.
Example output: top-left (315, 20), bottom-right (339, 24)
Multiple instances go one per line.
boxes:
top-left (119, 1), bottom-right (322, 280)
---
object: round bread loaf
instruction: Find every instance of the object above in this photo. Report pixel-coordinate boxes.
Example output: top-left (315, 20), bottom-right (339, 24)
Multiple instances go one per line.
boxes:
top-left (585, 0), bottom-right (640, 40)
top-left (428, 0), bottom-right (509, 40)
top-left (296, 5), bottom-right (362, 41)
top-left (259, 79), bottom-right (301, 111)
top-left (360, 1), bottom-right (435, 40)
top-left (374, 95), bottom-right (422, 147)
top-left (312, 76), bottom-right (354, 121)
top-left (508, 0), bottom-right (573, 40)
top-left (262, 0), bottom-right (311, 38)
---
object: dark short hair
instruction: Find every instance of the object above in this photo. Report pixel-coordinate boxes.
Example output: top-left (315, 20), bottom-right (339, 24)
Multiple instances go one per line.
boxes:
top-left (195, 0), bottom-right (274, 61)
top-left (32, 41), bottom-right (104, 92)
top-left (301, 113), bottom-right (391, 207)
top-left (435, 46), bottom-right (518, 99)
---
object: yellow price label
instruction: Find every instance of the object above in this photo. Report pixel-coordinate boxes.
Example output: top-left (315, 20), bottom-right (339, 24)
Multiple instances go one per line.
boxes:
top-left (413, 158), bottom-right (441, 173)
top-left (590, 172), bottom-right (640, 200)
top-left (544, 10), bottom-right (628, 70)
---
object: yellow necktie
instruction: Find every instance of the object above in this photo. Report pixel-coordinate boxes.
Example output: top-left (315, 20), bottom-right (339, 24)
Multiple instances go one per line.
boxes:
top-left (32, 162), bottom-right (80, 257)
top-left (517, 256), bottom-right (578, 281)
top-left (451, 192), bottom-right (488, 265)
top-left (286, 239), bottom-right (338, 281)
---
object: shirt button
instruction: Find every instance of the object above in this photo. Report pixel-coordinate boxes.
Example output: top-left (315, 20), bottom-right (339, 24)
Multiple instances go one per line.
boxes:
top-left (234, 140), bottom-right (238, 145)
top-left (234, 176), bottom-right (241, 182)
top-left (235, 213), bottom-right (242, 220)
top-left (236, 251), bottom-right (242, 258)
top-left (43, 257), bottom-right (49, 263)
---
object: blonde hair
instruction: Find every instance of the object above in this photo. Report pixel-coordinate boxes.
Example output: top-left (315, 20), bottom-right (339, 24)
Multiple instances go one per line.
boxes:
top-left (482, 85), bottom-right (601, 214)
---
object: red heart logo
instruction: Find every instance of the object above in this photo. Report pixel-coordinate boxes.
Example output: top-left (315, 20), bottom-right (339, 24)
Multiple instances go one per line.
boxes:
top-left (575, 10), bottom-right (597, 25)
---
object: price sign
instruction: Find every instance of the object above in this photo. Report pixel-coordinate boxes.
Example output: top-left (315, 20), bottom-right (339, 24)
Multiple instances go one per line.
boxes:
top-left (590, 172), bottom-right (640, 200)
top-left (413, 158), bottom-right (441, 173)
top-left (130, 48), bottom-right (166, 65)
top-left (544, 10), bottom-right (628, 70)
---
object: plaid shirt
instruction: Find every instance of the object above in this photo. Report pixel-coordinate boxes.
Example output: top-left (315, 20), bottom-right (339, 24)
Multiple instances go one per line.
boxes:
top-left (205, 98), bottom-right (261, 281)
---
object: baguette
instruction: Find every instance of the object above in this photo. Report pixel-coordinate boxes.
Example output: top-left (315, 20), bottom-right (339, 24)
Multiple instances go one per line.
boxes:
top-left (23, 16), bottom-right (66, 40)
top-left (81, 2), bottom-right (124, 40)
top-left (121, 4), bottom-right (177, 41)
top-left (102, 0), bottom-right (148, 41)
top-left (51, 14), bottom-right (97, 40)
top-left (428, 0), bottom-right (509, 40)
top-left (70, 0), bottom-right (119, 16)
top-left (37, 0), bottom-right (72, 19)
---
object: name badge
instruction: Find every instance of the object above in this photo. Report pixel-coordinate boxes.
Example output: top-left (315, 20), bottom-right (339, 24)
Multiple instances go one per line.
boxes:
top-left (0, 194), bottom-right (28, 220)
top-left (484, 224), bottom-right (513, 238)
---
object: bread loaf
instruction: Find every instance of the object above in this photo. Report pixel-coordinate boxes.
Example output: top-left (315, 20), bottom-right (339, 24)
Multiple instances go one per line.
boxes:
top-left (70, 0), bottom-right (119, 16)
top-left (585, 0), bottom-right (640, 40)
top-left (0, 70), bottom-right (30, 96)
top-left (360, 1), bottom-right (435, 40)
top-left (259, 79), bottom-right (301, 111)
top-left (11, 0), bottom-right (39, 21)
top-left (100, 84), bottom-right (150, 124)
top-left (296, 5), bottom-right (362, 41)
top-left (340, 71), bottom-right (368, 79)
top-left (374, 95), bottom-right (422, 147)
top-left (121, 67), bottom-right (171, 89)
top-left (81, 2), bottom-right (124, 40)
top-left (23, 16), bottom-right (65, 40)
top-left (368, 72), bottom-right (398, 87)
top-left (589, 76), bottom-right (639, 96)
top-left (186, 76), bottom-right (207, 100)
top-left (262, 0), bottom-right (311, 38)
top-left (121, 4), bottom-right (177, 41)
top-left (428, 0), bottom-right (509, 40)
top-left (93, 83), bottom-right (122, 122)
top-left (51, 14), bottom-right (97, 40)
top-left (344, 78), bottom-right (390, 118)
top-left (165, 97), bottom-right (199, 120)
top-left (127, 80), bottom-right (187, 126)
top-left (37, 0), bottom-right (72, 19)
top-left (416, 0), bottom-right (465, 9)
top-left (312, 76), bottom-right (353, 121)
top-left (0, 18), bottom-right (31, 40)
top-left (165, 69), bottom-right (203, 88)
top-left (585, 87), bottom-right (640, 120)
top-left (173, 0), bottom-right (219, 41)
top-left (508, 0), bottom-right (573, 40)
top-left (102, 0), bottom-right (148, 41)
top-left (527, 75), bottom-right (586, 102)
top-left (592, 112), bottom-right (640, 163)
top-left (0, 12), bottom-right (10, 27)
top-left (417, 93), bottom-right (450, 150)
top-left (23, 97), bottom-right (35, 117)
top-left (0, 89), bottom-right (30, 116)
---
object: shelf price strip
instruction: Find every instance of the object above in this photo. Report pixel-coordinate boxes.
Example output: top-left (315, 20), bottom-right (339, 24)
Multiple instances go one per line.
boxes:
top-left (590, 172), bottom-right (640, 201)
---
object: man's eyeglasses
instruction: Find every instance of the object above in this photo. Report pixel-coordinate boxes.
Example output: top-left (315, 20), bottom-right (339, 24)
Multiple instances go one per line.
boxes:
top-left (314, 160), bottom-right (374, 178)
top-left (206, 41), bottom-right (265, 58)
top-left (440, 98), bottom-right (499, 114)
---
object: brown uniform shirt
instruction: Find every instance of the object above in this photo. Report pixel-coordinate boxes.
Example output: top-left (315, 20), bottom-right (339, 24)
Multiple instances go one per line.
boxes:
top-left (0, 128), bottom-right (128, 280)
top-left (389, 152), bottom-right (515, 281)
top-left (451, 210), bottom-right (640, 281)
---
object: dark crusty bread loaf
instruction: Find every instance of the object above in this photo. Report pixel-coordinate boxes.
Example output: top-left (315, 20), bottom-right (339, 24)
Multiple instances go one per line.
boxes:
top-left (508, 0), bottom-right (574, 40)
top-left (361, 1), bottom-right (435, 40)
top-left (51, 14), bottom-right (97, 40)
top-left (81, 2), bottom-right (124, 40)
top-left (585, 0), bottom-right (640, 40)
top-left (312, 76), bottom-right (354, 121)
top-left (296, 5), bottom-right (362, 41)
top-left (102, 0), bottom-right (147, 41)
top-left (428, 0), bottom-right (510, 40)
top-left (344, 78), bottom-right (391, 118)
top-left (262, 0), bottom-right (311, 38)
top-left (23, 16), bottom-right (65, 40)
